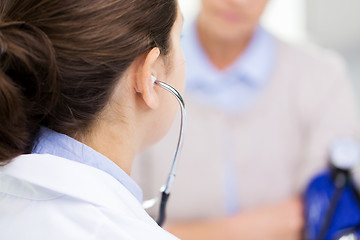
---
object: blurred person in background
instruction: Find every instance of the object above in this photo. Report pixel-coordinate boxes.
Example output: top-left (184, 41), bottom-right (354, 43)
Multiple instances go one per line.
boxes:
top-left (132, 0), bottom-right (359, 239)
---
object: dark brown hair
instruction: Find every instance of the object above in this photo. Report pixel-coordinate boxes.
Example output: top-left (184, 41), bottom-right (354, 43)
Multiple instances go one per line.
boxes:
top-left (0, 0), bottom-right (177, 164)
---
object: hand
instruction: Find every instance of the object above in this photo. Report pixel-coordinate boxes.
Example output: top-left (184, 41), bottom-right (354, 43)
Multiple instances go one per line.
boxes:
top-left (234, 196), bottom-right (304, 240)
top-left (166, 196), bottom-right (304, 240)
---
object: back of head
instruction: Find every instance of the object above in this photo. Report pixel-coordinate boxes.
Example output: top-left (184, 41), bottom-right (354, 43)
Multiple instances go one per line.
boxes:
top-left (0, 0), bottom-right (177, 164)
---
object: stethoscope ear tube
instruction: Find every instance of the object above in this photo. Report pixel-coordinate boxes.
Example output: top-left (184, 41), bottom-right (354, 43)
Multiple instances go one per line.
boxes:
top-left (315, 138), bottom-right (360, 240)
top-left (153, 80), bottom-right (185, 226)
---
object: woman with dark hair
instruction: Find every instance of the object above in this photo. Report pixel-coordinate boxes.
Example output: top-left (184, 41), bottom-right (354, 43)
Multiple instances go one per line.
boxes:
top-left (0, 0), bottom-right (184, 239)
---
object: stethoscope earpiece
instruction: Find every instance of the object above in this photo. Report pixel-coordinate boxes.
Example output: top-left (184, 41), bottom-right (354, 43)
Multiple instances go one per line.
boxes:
top-left (151, 75), bottom-right (157, 86)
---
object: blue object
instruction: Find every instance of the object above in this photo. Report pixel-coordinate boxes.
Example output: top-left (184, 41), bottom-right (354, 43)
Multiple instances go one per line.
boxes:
top-left (304, 169), bottom-right (360, 240)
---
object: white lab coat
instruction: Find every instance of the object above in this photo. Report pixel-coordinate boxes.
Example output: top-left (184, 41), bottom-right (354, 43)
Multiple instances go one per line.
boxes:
top-left (0, 154), bottom-right (178, 240)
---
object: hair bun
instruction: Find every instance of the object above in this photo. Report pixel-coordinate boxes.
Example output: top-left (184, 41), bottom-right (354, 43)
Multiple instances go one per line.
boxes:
top-left (0, 20), bottom-right (60, 163)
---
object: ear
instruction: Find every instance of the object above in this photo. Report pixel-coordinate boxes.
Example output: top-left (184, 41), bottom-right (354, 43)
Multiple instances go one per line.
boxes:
top-left (134, 47), bottom-right (161, 109)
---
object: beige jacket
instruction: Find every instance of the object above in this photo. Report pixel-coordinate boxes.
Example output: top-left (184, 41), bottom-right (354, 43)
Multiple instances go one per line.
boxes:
top-left (132, 39), bottom-right (359, 222)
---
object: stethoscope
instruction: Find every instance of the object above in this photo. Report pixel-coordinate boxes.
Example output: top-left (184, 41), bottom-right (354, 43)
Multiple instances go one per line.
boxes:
top-left (142, 76), bottom-right (186, 227)
top-left (317, 138), bottom-right (360, 240)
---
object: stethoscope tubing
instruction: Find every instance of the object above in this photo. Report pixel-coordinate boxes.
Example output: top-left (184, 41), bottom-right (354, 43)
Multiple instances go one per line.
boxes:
top-left (154, 80), bottom-right (185, 195)
top-left (153, 80), bottom-right (186, 226)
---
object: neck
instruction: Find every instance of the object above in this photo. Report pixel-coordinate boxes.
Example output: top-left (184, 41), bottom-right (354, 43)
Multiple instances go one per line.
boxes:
top-left (197, 15), bottom-right (253, 70)
top-left (81, 118), bottom-right (137, 176)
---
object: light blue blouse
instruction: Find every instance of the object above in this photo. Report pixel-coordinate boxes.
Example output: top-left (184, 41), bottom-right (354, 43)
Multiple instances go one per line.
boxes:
top-left (32, 127), bottom-right (143, 202)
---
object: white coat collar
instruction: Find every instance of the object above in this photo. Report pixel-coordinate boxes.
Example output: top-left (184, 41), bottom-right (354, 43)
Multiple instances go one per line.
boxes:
top-left (33, 126), bottom-right (143, 202)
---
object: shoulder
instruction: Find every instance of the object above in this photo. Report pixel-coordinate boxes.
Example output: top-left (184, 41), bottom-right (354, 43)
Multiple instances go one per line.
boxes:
top-left (269, 37), bottom-right (357, 123)
top-left (272, 37), bottom-right (351, 100)
top-left (0, 196), bottom-right (177, 240)
top-left (274, 37), bottom-right (347, 78)
top-left (53, 200), bottom-right (178, 240)
top-left (0, 155), bottom-right (178, 240)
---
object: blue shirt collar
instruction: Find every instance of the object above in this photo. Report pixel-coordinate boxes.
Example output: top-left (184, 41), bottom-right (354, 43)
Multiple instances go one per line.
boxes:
top-left (32, 126), bottom-right (143, 202)
top-left (231, 26), bottom-right (276, 87)
top-left (183, 22), bottom-right (275, 88)
top-left (181, 21), bottom-right (277, 113)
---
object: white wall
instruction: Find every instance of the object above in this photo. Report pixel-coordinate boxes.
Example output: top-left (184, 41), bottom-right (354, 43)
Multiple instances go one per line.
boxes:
top-left (178, 0), bottom-right (201, 23)
top-left (307, 0), bottom-right (360, 53)
top-left (261, 0), bottom-right (307, 43)
top-left (306, 0), bottom-right (360, 98)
